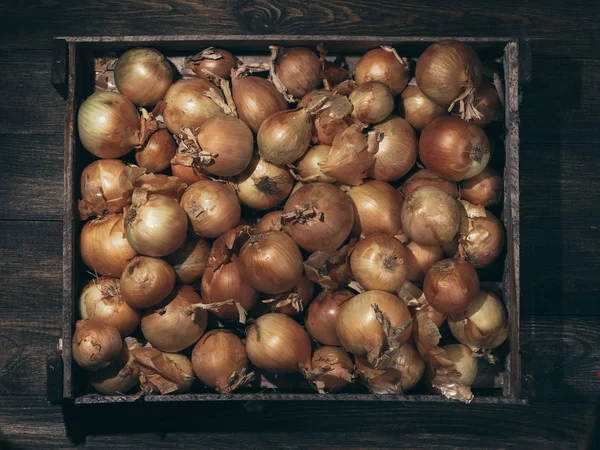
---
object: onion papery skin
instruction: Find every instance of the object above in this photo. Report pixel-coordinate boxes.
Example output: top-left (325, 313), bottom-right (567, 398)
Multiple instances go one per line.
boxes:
top-left (188, 48), bottom-right (238, 80)
top-left (71, 320), bottom-right (122, 372)
top-left (406, 241), bottom-right (444, 282)
top-left (78, 91), bottom-right (142, 159)
top-left (140, 285), bottom-right (207, 353)
top-left (134, 173), bottom-right (187, 202)
top-left (349, 81), bottom-right (395, 124)
top-left (400, 169), bottom-right (459, 199)
top-left (305, 290), bottom-right (354, 346)
top-left (348, 180), bottom-right (404, 238)
top-left (423, 258), bottom-right (479, 314)
top-left (163, 78), bottom-right (225, 136)
top-left (132, 347), bottom-right (195, 394)
top-left (396, 83), bottom-right (447, 131)
top-left (234, 155), bottom-right (294, 210)
top-left (459, 166), bottom-right (503, 207)
top-left (135, 129), bottom-right (177, 173)
top-left (440, 343), bottom-right (478, 387)
top-left (368, 116), bottom-right (418, 182)
top-left (452, 79), bottom-right (503, 125)
top-left (120, 256), bottom-right (176, 309)
top-left (274, 47), bottom-right (322, 98)
top-left (309, 346), bottom-right (354, 393)
top-left (180, 180), bottom-right (241, 238)
top-left (171, 164), bottom-right (209, 185)
top-left (257, 109), bottom-right (313, 165)
top-left (295, 145), bottom-right (336, 183)
top-left (232, 76), bottom-right (288, 133)
top-left (166, 236), bottom-right (211, 284)
top-left (245, 313), bottom-right (312, 374)
top-left (283, 182), bottom-right (354, 252)
top-left (455, 209), bottom-right (505, 268)
top-left (419, 116), bottom-right (491, 182)
top-left (114, 47), bottom-right (173, 107)
top-left (263, 276), bottom-right (315, 316)
top-left (354, 47), bottom-right (410, 95)
top-left (80, 213), bottom-right (137, 278)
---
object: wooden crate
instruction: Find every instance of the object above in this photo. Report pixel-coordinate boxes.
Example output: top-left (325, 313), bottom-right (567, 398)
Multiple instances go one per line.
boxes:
top-left (49, 35), bottom-right (529, 405)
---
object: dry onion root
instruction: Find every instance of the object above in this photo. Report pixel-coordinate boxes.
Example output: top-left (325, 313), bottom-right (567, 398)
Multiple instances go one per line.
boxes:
top-left (131, 346), bottom-right (195, 395)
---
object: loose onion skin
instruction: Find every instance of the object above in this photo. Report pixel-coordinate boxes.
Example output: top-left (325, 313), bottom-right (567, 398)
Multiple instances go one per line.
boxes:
top-left (132, 347), bottom-right (195, 394)
top-left (423, 258), bottom-right (479, 314)
top-left (246, 313), bottom-right (312, 374)
top-left (72, 320), bottom-right (122, 371)
top-left (452, 79), bottom-right (503, 125)
top-left (273, 47), bottom-right (322, 98)
top-left (201, 263), bottom-right (259, 320)
top-left (254, 210), bottom-right (284, 233)
top-left (400, 169), bottom-right (459, 199)
top-left (89, 337), bottom-right (141, 394)
top-left (459, 166), bottom-right (503, 207)
top-left (263, 276), bottom-right (315, 316)
top-left (294, 145), bottom-right (336, 183)
top-left (406, 241), bottom-right (444, 282)
top-left (396, 83), bottom-right (447, 131)
top-left (170, 164), bottom-right (209, 185)
top-left (401, 186), bottom-right (461, 246)
top-left (350, 235), bottom-right (409, 293)
top-left (79, 277), bottom-right (140, 336)
top-left (234, 155), bottom-right (294, 210)
top-left (368, 116), bottom-right (418, 182)
top-left (354, 47), bottom-right (410, 95)
top-left (305, 290), bottom-right (354, 346)
top-left (232, 75), bottom-right (288, 133)
top-left (180, 180), bottom-right (241, 238)
top-left (140, 285), bottom-right (207, 352)
top-left (283, 182), bottom-right (354, 252)
top-left (455, 209), bottom-right (505, 268)
top-left (80, 213), bottom-right (137, 278)
top-left (440, 344), bottom-right (478, 387)
top-left (348, 180), bottom-right (404, 238)
top-left (120, 256), bottom-right (176, 309)
top-left (349, 81), bottom-right (395, 124)
top-left (239, 231), bottom-right (304, 294)
top-left (419, 116), bottom-right (491, 181)
top-left (257, 108), bottom-right (313, 165)
top-left (165, 236), bottom-right (210, 284)
top-left (162, 78), bottom-right (225, 136)
top-left (134, 174), bottom-right (187, 202)
top-left (309, 346), bottom-right (354, 393)
top-left (187, 48), bottom-right (238, 80)
top-left (135, 129), bottom-right (177, 173)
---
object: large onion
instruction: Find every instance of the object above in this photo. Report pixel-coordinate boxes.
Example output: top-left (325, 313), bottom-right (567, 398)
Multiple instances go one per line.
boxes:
top-left (459, 166), bottom-right (503, 207)
top-left (308, 346), bottom-right (354, 394)
top-left (283, 182), bottom-right (354, 252)
top-left (271, 46), bottom-right (322, 98)
top-left (349, 81), bottom-right (395, 124)
top-left (89, 337), bottom-right (141, 394)
top-left (400, 169), bottom-right (459, 199)
top-left (423, 258), bottom-right (479, 314)
top-left (368, 116), bottom-right (418, 182)
top-left (305, 290), bottom-right (354, 346)
top-left (165, 235), bottom-right (211, 284)
top-left (396, 81), bottom-right (447, 131)
top-left (348, 180), bottom-right (404, 238)
top-left (293, 145), bottom-right (336, 183)
top-left (187, 48), bottom-right (238, 80)
top-left (135, 129), bottom-right (176, 173)
top-left (354, 46), bottom-right (410, 95)
top-left (120, 256), bottom-right (176, 309)
top-left (71, 320), bottom-right (122, 371)
top-left (263, 276), bottom-right (315, 316)
top-left (406, 241), bottom-right (444, 282)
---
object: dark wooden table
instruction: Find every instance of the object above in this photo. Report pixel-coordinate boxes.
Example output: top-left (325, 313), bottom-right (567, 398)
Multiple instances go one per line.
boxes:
top-left (1, 1), bottom-right (599, 448)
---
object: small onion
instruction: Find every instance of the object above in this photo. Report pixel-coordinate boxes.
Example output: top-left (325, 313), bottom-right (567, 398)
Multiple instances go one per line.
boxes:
top-left (120, 256), bottom-right (176, 309)
top-left (336, 291), bottom-right (412, 360)
top-left (272, 47), bottom-right (322, 98)
top-left (406, 241), bottom-right (444, 282)
top-left (257, 108), bottom-right (314, 165)
top-left (135, 129), bottom-right (176, 173)
top-left (263, 276), bottom-right (315, 316)
top-left (400, 169), bottom-right (459, 199)
top-left (187, 48), bottom-right (238, 80)
top-left (114, 48), bottom-right (173, 107)
top-left (354, 47), bottom-right (410, 95)
top-left (368, 116), bottom-right (418, 182)
top-left (192, 329), bottom-right (252, 393)
top-left (180, 180), bottom-right (241, 238)
top-left (350, 235), bottom-right (409, 293)
top-left (348, 180), bottom-right (404, 238)
top-left (162, 78), bottom-right (225, 136)
top-left (452, 79), bottom-right (503, 125)
top-left (80, 213), bottom-right (137, 277)
top-left (309, 346), bottom-right (354, 393)
top-left (165, 236), bottom-right (211, 284)
top-left (132, 347), bottom-right (195, 394)
top-left (305, 290), bottom-right (354, 346)
top-left (89, 337), bottom-right (142, 394)
top-left (401, 186), bottom-right (461, 246)
top-left (419, 116), bottom-right (491, 181)
top-left (170, 164), bottom-right (209, 185)
top-left (459, 166), bottom-right (503, 207)
top-left (232, 74), bottom-right (288, 133)
top-left (79, 277), bottom-right (140, 336)
top-left (125, 192), bottom-right (188, 257)
top-left (234, 154), bottom-right (294, 210)
top-left (71, 320), bottom-right (122, 371)
top-left (349, 81), bottom-right (394, 124)
top-left (283, 182), bottom-right (354, 252)
top-left (140, 285), bottom-right (207, 352)
top-left (134, 173), bottom-right (187, 202)
top-left (423, 258), bottom-right (479, 314)
top-left (239, 231), bottom-right (303, 294)
top-left (294, 145), bottom-right (336, 183)
top-left (254, 210), bottom-right (284, 233)
top-left (454, 208), bottom-right (505, 268)
top-left (396, 82), bottom-right (447, 131)
top-left (440, 344), bottom-right (478, 387)
top-left (245, 313), bottom-right (312, 374)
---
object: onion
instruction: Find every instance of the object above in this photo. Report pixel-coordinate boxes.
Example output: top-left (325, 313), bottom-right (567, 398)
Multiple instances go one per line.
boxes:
top-left (354, 46), bottom-right (410, 95)
top-left (303, 242), bottom-right (355, 291)
top-left (245, 313), bottom-right (312, 374)
top-left (254, 210), bottom-right (284, 233)
top-left (293, 145), bottom-right (336, 183)
top-left (140, 285), bottom-right (207, 352)
top-left (187, 48), bottom-right (238, 80)
top-left (356, 341), bottom-right (425, 393)
top-left (305, 290), bottom-right (354, 346)
top-left (79, 277), bottom-right (140, 336)
top-left (180, 180), bottom-right (241, 238)
top-left (114, 48), bottom-right (173, 106)
top-left (89, 337), bottom-right (142, 394)
top-left (308, 346), bottom-right (354, 394)
top-left (459, 166), bottom-right (503, 207)
top-left (336, 291), bottom-right (412, 363)
top-left (79, 159), bottom-right (145, 219)
top-left (125, 191), bottom-right (188, 257)
top-left (270, 46), bottom-right (322, 98)
top-left (132, 347), bottom-right (195, 394)
top-left (234, 154), bottom-right (294, 210)
top-left (170, 164), bottom-right (209, 185)
top-left (423, 258), bottom-right (479, 314)
top-left (401, 186), bottom-right (461, 245)
top-left (349, 81), bottom-right (394, 124)
top-left (134, 174), bottom-right (187, 202)
top-left (301, 91), bottom-right (353, 146)
top-left (283, 182), bottom-right (354, 252)
top-left (135, 129), bottom-right (176, 173)
top-left (192, 329), bottom-right (253, 393)
top-left (400, 169), bottom-right (459, 199)
top-left (239, 231), bottom-right (303, 294)
top-left (263, 276), bottom-right (315, 315)
top-left (165, 236), bottom-right (210, 284)
top-left (429, 307), bottom-right (447, 329)
top-left (396, 81), bottom-right (447, 131)
top-left (162, 78), bottom-right (225, 136)
top-left (406, 241), bottom-right (443, 282)
top-left (438, 344), bottom-right (478, 387)
top-left (120, 256), bottom-right (176, 309)
top-left (232, 71), bottom-right (288, 133)
top-left (452, 78), bottom-right (503, 125)
top-left (453, 206), bottom-right (505, 268)
top-left (419, 116), bottom-right (491, 181)
top-left (415, 40), bottom-right (483, 120)
top-left (71, 320), bottom-right (122, 371)
top-left (368, 116), bottom-right (418, 182)
top-left (348, 180), bottom-right (404, 238)
top-left (80, 213), bottom-right (137, 277)
top-left (350, 235), bottom-right (409, 293)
